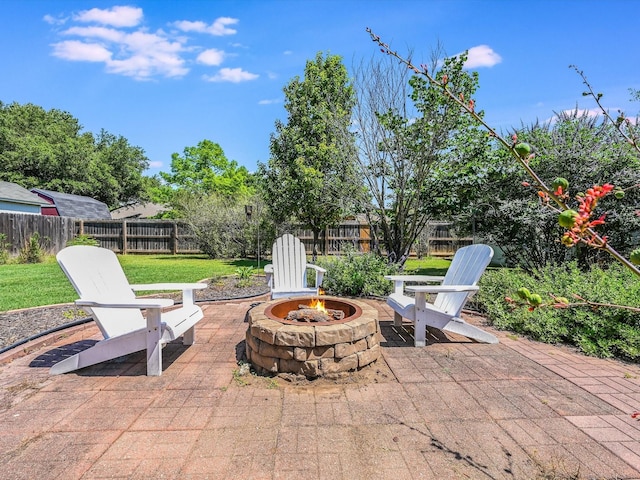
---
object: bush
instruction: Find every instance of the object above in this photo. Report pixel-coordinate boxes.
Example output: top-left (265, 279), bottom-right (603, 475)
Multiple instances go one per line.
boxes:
top-left (0, 233), bottom-right (9, 265)
top-left (317, 249), bottom-right (399, 297)
top-left (476, 262), bottom-right (640, 362)
top-left (18, 232), bottom-right (47, 264)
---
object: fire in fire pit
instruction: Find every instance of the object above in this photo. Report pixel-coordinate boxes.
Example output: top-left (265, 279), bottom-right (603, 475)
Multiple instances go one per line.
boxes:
top-left (285, 298), bottom-right (345, 322)
top-left (264, 297), bottom-right (361, 325)
top-left (246, 296), bottom-right (380, 378)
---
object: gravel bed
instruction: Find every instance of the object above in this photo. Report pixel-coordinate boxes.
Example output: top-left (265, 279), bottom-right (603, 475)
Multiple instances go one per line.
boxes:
top-left (0, 276), bottom-right (270, 352)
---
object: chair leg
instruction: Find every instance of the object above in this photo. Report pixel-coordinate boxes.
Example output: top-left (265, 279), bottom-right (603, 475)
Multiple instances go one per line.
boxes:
top-left (146, 307), bottom-right (163, 376)
top-left (183, 326), bottom-right (195, 345)
top-left (414, 318), bottom-right (427, 347)
top-left (393, 312), bottom-right (403, 327)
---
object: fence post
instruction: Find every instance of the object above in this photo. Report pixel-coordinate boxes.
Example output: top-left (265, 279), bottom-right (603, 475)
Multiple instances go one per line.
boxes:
top-left (172, 222), bottom-right (178, 255)
top-left (122, 220), bottom-right (127, 254)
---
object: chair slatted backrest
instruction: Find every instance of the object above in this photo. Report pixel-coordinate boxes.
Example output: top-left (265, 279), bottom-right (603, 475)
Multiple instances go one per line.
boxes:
top-left (434, 244), bottom-right (494, 316)
top-left (56, 246), bottom-right (146, 339)
top-left (271, 234), bottom-right (308, 291)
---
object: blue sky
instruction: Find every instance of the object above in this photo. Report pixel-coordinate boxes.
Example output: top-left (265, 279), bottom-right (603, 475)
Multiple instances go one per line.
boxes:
top-left (2, 0), bottom-right (639, 177)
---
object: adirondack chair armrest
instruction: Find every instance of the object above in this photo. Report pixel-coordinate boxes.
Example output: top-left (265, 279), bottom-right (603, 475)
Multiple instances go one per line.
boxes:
top-left (405, 285), bottom-right (479, 294)
top-left (130, 283), bottom-right (207, 307)
top-left (75, 298), bottom-right (175, 309)
top-left (307, 264), bottom-right (326, 287)
top-left (264, 264), bottom-right (273, 287)
top-left (384, 275), bottom-right (446, 295)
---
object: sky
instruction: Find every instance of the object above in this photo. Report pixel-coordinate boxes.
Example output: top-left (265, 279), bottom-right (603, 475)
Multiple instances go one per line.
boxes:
top-left (2, 0), bottom-right (639, 178)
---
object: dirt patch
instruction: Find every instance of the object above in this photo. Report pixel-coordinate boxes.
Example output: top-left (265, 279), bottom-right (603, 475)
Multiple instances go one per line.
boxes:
top-left (232, 353), bottom-right (397, 390)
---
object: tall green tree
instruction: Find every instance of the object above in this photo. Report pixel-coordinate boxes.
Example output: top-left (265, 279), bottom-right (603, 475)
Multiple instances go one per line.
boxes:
top-left (353, 50), bottom-right (481, 265)
top-left (159, 139), bottom-right (253, 199)
top-left (259, 52), bottom-right (363, 259)
top-left (0, 101), bottom-right (149, 208)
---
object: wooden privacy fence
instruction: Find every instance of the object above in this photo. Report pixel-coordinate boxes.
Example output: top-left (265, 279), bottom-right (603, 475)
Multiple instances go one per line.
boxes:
top-left (0, 212), bottom-right (76, 255)
top-left (76, 219), bottom-right (200, 254)
top-left (1, 212), bottom-right (471, 257)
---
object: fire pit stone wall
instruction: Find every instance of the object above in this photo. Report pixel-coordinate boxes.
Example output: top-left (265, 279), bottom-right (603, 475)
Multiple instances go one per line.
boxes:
top-left (246, 296), bottom-right (380, 377)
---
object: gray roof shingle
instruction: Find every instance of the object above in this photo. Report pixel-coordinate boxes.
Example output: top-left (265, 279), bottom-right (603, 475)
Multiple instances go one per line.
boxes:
top-left (0, 181), bottom-right (49, 206)
top-left (31, 188), bottom-right (111, 219)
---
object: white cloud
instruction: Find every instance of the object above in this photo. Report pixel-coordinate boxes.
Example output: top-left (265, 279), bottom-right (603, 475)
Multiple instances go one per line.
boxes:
top-left (47, 8), bottom-right (250, 81)
top-left (461, 45), bottom-right (502, 69)
top-left (204, 67), bottom-right (258, 83)
top-left (283, 50), bottom-right (293, 55)
top-left (51, 40), bottom-right (112, 62)
top-left (74, 6), bottom-right (143, 27)
top-left (43, 14), bottom-right (67, 25)
top-left (197, 48), bottom-right (225, 66)
top-left (148, 161), bottom-right (163, 168)
top-left (174, 17), bottom-right (238, 36)
top-left (53, 28), bottom-right (187, 79)
top-left (63, 26), bottom-right (125, 43)
top-left (258, 98), bottom-right (281, 105)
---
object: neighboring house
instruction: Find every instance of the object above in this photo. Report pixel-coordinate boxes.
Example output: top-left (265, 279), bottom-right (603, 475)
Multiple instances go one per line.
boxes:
top-left (0, 181), bottom-right (50, 214)
top-left (110, 202), bottom-right (168, 219)
top-left (31, 188), bottom-right (111, 219)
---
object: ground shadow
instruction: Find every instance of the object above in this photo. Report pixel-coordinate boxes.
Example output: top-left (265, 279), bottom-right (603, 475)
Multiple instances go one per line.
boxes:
top-left (30, 339), bottom-right (186, 376)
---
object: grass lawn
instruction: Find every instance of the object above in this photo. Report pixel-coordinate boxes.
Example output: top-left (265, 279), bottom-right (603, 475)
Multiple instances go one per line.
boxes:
top-left (0, 253), bottom-right (451, 312)
top-left (0, 254), bottom-right (267, 312)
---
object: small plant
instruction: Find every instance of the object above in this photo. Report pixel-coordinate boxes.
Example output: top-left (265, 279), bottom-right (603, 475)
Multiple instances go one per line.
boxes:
top-left (62, 308), bottom-right (87, 321)
top-left (317, 248), bottom-right (399, 297)
top-left (18, 232), bottom-right (47, 264)
top-left (232, 361), bottom-right (252, 386)
top-left (66, 234), bottom-right (99, 247)
top-left (235, 266), bottom-right (255, 288)
top-left (0, 233), bottom-right (10, 265)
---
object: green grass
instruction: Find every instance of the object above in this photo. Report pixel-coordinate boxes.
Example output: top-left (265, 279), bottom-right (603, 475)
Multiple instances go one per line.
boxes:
top-left (403, 256), bottom-right (451, 276)
top-left (0, 253), bottom-right (450, 312)
top-left (0, 254), bottom-right (267, 312)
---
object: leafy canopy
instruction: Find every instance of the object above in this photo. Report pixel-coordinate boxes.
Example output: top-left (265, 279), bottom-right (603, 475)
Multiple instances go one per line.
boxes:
top-left (259, 51), bottom-right (363, 256)
top-left (0, 101), bottom-right (149, 208)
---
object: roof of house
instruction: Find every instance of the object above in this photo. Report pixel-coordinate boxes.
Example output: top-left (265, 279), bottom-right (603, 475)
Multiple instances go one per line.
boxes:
top-left (31, 188), bottom-right (112, 219)
top-left (0, 181), bottom-right (50, 207)
top-left (110, 202), bottom-right (168, 219)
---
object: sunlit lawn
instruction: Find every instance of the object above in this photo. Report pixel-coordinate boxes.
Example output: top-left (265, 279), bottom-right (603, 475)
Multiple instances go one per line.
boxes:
top-left (0, 253), bottom-right (451, 312)
top-left (0, 254), bottom-right (267, 312)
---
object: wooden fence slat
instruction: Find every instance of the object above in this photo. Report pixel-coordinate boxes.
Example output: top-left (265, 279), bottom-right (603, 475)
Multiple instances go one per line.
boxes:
top-left (0, 212), bottom-right (471, 257)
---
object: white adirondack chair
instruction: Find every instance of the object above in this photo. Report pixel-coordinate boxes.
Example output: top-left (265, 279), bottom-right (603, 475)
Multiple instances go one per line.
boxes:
top-left (52, 245), bottom-right (207, 376)
top-left (385, 244), bottom-right (498, 346)
top-left (264, 233), bottom-right (326, 299)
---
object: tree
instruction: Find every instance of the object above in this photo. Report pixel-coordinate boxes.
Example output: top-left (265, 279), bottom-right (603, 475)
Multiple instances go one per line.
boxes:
top-left (0, 102), bottom-right (149, 208)
top-left (159, 139), bottom-right (253, 199)
top-left (352, 48), bottom-right (481, 266)
top-left (453, 111), bottom-right (640, 271)
top-left (258, 52), bottom-right (363, 259)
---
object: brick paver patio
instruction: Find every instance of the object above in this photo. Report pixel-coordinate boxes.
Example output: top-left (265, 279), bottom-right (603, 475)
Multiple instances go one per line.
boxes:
top-left (0, 296), bottom-right (639, 479)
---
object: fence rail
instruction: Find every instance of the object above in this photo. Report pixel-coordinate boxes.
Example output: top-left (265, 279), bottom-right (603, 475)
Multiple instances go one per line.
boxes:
top-left (1, 212), bottom-right (471, 258)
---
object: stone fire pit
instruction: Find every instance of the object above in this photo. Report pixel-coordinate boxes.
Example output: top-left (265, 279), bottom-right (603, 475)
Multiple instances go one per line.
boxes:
top-left (246, 296), bottom-right (380, 377)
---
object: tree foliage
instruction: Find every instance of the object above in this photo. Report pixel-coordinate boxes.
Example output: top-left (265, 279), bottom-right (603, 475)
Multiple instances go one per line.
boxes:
top-left (353, 50), bottom-right (481, 265)
top-left (259, 52), bottom-right (363, 259)
top-left (445, 110), bottom-right (640, 271)
top-left (159, 139), bottom-right (253, 198)
top-left (0, 101), bottom-right (149, 208)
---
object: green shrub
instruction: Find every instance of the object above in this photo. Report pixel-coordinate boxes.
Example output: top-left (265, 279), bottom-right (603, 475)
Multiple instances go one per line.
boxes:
top-left (0, 233), bottom-right (10, 265)
top-left (476, 262), bottom-right (640, 362)
top-left (66, 234), bottom-right (99, 247)
top-left (235, 266), bottom-right (255, 287)
top-left (18, 232), bottom-right (47, 264)
top-left (317, 249), bottom-right (399, 297)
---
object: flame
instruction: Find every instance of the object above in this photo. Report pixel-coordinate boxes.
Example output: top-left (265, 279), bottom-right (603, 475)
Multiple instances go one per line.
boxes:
top-left (308, 297), bottom-right (327, 313)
